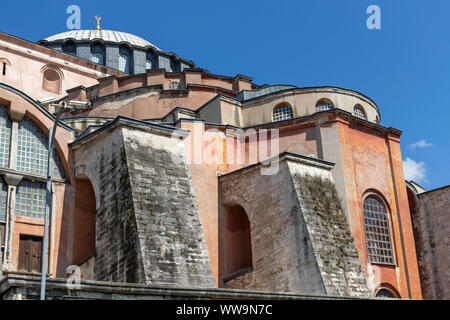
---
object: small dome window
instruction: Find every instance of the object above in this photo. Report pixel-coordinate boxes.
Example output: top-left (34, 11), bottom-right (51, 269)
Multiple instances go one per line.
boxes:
top-left (146, 59), bottom-right (153, 70)
top-left (315, 100), bottom-right (333, 112)
top-left (354, 105), bottom-right (367, 120)
top-left (272, 104), bottom-right (294, 122)
top-left (91, 52), bottom-right (104, 65)
top-left (119, 54), bottom-right (130, 73)
top-left (169, 81), bottom-right (179, 90)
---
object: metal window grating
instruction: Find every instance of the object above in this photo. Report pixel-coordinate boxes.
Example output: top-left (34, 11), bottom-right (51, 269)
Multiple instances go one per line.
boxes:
top-left (91, 52), bottom-right (104, 65)
top-left (15, 180), bottom-right (46, 219)
top-left (272, 105), bottom-right (293, 122)
top-left (17, 117), bottom-right (65, 179)
top-left (354, 105), bottom-right (367, 119)
top-left (0, 105), bottom-right (11, 168)
top-left (363, 195), bottom-right (394, 265)
top-left (315, 101), bottom-right (333, 112)
top-left (119, 54), bottom-right (129, 73)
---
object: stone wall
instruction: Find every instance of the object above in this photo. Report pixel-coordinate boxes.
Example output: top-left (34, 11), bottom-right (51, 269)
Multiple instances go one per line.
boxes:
top-left (219, 154), bottom-right (371, 297)
top-left (121, 127), bottom-right (214, 287)
top-left (411, 186), bottom-right (450, 299)
top-left (72, 120), bottom-right (214, 288)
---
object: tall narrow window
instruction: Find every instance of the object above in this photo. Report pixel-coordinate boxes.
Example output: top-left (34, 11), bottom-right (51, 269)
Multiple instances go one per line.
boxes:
top-left (2, 62), bottom-right (6, 76)
top-left (363, 195), bottom-right (394, 264)
top-left (91, 52), bottom-right (104, 65)
top-left (119, 54), bottom-right (130, 73)
top-left (146, 59), bottom-right (153, 70)
top-left (0, 105), bottom-right (11, 168)
top-left (0, 177), bottom-right (7, 222)
top-left (272, 104), bottom-right (294, 122)
top-left (315, 100), bottom-right (333, 112)
top-left (18, 235), bottom-right (42, 273)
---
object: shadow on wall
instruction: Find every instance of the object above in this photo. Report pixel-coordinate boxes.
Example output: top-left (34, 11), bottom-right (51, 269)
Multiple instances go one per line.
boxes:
top-left (220, 203), bottom-right (253, 285)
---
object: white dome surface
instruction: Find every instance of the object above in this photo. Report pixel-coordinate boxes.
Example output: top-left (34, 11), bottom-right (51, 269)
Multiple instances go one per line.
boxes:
top-left (43, 30), bottom-right (160, 50)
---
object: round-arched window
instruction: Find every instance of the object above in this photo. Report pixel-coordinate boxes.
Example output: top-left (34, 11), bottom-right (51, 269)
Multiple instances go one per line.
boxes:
top-left (91, 52), bottom-right (104, 65)
top-left (354, 104), bottom-right (367, 120)
top-left (376, 288), bottom-right (398, 298)
top-left (315, 100), bottom-right (333, 112)
top-left (363, 195), bottom-right (394, 265)
top-left (272, 104), bottom-right (293, 122)
top-left (119, 54), bottom-right (130, 73)
top-left (146, 59), bottom-right (153, 70)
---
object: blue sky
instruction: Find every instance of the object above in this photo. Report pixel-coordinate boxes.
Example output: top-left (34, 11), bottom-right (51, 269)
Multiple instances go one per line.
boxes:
top-left (1, 0), bottom-right (448, 190)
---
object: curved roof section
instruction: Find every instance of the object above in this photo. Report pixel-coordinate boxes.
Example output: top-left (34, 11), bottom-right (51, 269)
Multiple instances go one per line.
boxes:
top-left (42, 30), bottom-right (160, 50)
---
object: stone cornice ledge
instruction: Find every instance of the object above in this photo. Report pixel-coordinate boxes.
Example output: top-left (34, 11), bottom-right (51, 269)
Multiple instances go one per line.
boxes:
top-left (0, 274), bottom-right (368, 300)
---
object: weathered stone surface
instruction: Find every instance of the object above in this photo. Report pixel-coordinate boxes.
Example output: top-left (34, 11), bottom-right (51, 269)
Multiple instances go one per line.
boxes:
top-left (0, 274), bottom-right (370, 300)
top-left (121, 127), bottom-right (214, 287)
top-left (219, 155), bottom-right (371, 297)
top-left (72, 121), bottom-right (214, 288)
top-left (411, 186), bottom-right (450, 299)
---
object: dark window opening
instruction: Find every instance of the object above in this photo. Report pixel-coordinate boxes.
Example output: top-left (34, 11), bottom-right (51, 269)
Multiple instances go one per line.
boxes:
top-left (2, 63), bottom-right (6, 76)
top-left (376, 288), bottom-right (398, 298)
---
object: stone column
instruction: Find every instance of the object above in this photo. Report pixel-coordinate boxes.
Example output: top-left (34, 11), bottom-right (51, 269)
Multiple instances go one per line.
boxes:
top-left (2, 173), bottom-right (22, 271)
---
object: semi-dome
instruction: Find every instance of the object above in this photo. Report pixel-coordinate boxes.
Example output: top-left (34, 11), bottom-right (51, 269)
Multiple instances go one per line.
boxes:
top-left (42, 29), bottom-right (160, 50)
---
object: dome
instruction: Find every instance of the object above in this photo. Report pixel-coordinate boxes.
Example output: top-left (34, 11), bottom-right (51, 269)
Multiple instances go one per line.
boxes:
top-left (42, 30), bottom-right (160, 50)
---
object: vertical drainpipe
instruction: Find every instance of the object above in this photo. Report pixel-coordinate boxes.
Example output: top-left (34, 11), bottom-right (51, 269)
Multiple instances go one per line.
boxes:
top-left (386, 131), bottom-right (412, 299)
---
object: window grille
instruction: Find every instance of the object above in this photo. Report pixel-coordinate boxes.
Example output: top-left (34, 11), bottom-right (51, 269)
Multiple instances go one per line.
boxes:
top-left (272, 105), bottom-right (294, 122)
top-left (91, 52), bottom-right (104, 65)
top-left (17, 117), bottom-right (65, 179)
top-left (169, 81), bottom-right (179, 90)
top-left (354, 105), bottom-right (367, 119)
top-left (15, 180), bottom-right (46, 219)
top-left (146, 59), bottom-right (152, 70)
top-left (119, 54), bottom-right (129, 73)
top-left (363, 195), bottom-right (394, 264)
top-left (315, 100), bottom-right (333, 112)
top-left (0, 105), bottom-right (11, 168)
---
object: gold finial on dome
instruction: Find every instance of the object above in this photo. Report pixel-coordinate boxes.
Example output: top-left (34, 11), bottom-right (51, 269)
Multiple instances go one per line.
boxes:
top-left (95, 16), bottom-right (101, 30)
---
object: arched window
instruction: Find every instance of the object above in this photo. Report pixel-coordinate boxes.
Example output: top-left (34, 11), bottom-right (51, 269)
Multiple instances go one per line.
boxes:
top-left (0, 58), bottom-right (11, 76)
top-left (62, 41), bottom-right (76, 56)
top-left (354, 104), bottom-right (367, 120)
top-left (168, 81), bottom-right (179, 90)
top-left (363, 195), bottom-right (394, 264)
top-left (0, 177), bottom-right (7, 222)
top-left (0, 104), bottom-right (11, 168)
top-left (315, 99), bottom-right (334, 112)
top-left (17, 117), bottom-right (65, 179)
top-left (118, 54), bottom-right (130, 73)
top-left (91, 52), bottom-right (104, 65)
top-left (15, 180), bottom-right (46, 219)
top-left (42, 68), bottom-right (62, 94)
top-left (376, 288), bottom-right (398, 298)
top-left (146, 59), bottom-right (153, 70)
top-left (272, 104), bottom-right (294, 122)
